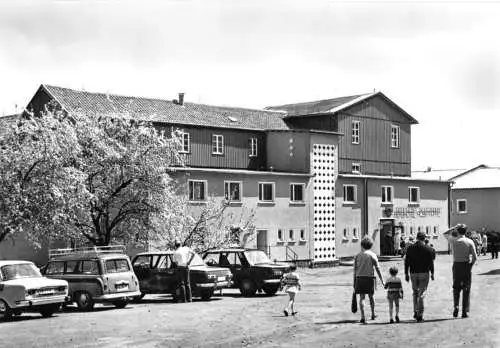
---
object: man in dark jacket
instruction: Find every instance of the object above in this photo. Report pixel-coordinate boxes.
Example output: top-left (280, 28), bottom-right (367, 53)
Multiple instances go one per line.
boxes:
top-left (405, 231), bottom-right (435, 322)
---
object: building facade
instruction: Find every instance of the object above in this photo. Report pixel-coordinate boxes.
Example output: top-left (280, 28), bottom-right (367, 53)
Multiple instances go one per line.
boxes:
top-left (1, 85), bottom-right (450, 265)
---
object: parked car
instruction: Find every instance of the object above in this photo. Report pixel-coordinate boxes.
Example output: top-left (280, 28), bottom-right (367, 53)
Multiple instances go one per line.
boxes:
top-left (202, 248), bottom-right (291, 297)
top-left (131, 251), bottom-right (232, 301)
top-left (0, 260), bottom-right (69, 320)
top-left (43, 246), bottom-right (140, 311)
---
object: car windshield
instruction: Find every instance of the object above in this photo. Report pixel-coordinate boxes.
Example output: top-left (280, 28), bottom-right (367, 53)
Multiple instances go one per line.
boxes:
top-left (244, 250), bottom-right (271, 265)
top-left (1, 263), bottom-right (41, 281)
top-left (189, 253), bottom-right (205, 267)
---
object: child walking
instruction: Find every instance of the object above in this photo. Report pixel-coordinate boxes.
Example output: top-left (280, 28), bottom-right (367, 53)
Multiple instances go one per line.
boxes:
top-left (385, 266), bottom-right (403, 323)
top-left (281, 264), bottom-right (301, 316)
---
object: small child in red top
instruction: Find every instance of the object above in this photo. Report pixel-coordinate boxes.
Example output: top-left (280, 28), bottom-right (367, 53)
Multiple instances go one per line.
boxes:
top-left (384, 266), bottom-right (403, 323)
top-left (281, 264), bottom-right (301, 316)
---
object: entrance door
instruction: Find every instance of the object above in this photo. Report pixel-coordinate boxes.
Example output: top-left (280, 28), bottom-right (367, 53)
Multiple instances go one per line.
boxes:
top-left (380, 220), bottom-right (395, 256)
top-left (256, 229), bottom-right (268, 255)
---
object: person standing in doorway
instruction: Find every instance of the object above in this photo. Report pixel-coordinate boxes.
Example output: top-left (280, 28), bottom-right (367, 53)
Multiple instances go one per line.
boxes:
top-left (353, 236), bottom-right (385, 324)
top-left (444, 224), bottom-right (477, 318)
top-left (173, 239), bottom-right (195, 303)
top-left (404, 231), bottom-right (435, 322)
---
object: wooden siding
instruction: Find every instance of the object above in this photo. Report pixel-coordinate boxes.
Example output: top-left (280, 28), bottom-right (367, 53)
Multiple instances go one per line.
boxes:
top-left (337, 95), bottom-right (412, 176)
top-left (27, 88), bottom-right (60, 117)
top-left (160, 124), bottom-right (267, 170)
top-left (286, 115), bottom-right (338, 132)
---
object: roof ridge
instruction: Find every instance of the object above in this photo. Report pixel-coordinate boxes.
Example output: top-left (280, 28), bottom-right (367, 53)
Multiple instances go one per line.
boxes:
top-left (43, 84), bottom-right (284, 115)
top-left (266, 93), bottom-right (370, 109)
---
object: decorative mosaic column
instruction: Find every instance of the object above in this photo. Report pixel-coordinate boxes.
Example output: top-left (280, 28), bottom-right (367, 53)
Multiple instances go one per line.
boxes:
top-left (312, 144), bottom-right (337, 261)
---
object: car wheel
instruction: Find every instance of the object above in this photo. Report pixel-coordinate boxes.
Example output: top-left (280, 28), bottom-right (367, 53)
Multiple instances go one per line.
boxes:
top-left (239, 279), bottom-right (257, 297)
top-left (75, 291), bottom-right (95, 311)
top-left (39, 304), bottom-right (61, 318)
top-left (262, 285), bottom-right (279, 296)
top-left (0, 300), bottom-right (12, 321)
top-left (112, 299), bottom-right (129, 308)
top-left (200, 289), bottom-right (214, 301)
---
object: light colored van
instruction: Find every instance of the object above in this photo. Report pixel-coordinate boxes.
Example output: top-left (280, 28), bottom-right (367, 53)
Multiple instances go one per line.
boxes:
top-left (44, 246), bottom-right (140, 311)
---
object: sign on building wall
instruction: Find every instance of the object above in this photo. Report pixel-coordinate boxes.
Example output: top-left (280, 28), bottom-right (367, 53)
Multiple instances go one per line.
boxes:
top-left (392, 207), bottom-right (441, 218)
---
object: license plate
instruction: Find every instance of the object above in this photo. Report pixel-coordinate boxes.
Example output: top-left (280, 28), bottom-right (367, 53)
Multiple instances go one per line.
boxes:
top-left (38, 290), bottom-right (55, 296)
top-left (116, 284), bottom-right (129, 291)
top-left (217, 276), bottom-right (226, 282)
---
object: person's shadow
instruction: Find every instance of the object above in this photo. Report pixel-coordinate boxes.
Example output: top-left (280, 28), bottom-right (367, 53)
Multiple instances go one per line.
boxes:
top-left (478, 269), bottom-right (500, 275)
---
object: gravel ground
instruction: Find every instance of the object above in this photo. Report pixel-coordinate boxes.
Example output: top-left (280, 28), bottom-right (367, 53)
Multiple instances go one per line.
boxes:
top-left (1, 254), bottom-right (499, 348)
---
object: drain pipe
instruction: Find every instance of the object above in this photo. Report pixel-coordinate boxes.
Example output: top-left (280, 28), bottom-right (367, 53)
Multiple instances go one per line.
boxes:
top-left (363, 176), bottom-right (369, 237)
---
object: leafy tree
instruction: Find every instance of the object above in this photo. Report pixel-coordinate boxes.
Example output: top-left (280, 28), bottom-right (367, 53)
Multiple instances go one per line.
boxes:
top-left (0, 110), bottom-right (182, 246)
top-left (148, 194), bottom-right (256, 253)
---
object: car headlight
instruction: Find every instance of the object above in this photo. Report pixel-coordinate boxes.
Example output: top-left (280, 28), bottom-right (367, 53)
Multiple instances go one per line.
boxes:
top-left (207, 274), bottom-right (217, 280)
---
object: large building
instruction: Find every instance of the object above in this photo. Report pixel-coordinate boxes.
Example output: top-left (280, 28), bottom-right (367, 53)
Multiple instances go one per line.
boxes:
top-left (0, 85), bottom-right (450, 265)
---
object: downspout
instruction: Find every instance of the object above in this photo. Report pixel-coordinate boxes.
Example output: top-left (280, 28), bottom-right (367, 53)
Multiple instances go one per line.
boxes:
top-left (364, 177), bottom-right (369, 237)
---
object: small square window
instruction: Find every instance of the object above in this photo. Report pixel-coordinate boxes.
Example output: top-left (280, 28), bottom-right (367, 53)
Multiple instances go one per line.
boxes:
top-left (188, 180), bottom-right (207, 202)
top-left (408, 187), bottom-right (420, 204)
top-left (343, 185), bottom-right (357, 203)
top-left (224, 181), bottom-right (242, 202)
top-left (352, 163), bottom-right (361, 174)
top-left (290, 183), bottom-right (305, 203)
top-left (212, 134), bottom-right (224, 155)
top-left (258, 182), bottom-right (275, 203)
top-left (457, 199), bottom-right (467, 214)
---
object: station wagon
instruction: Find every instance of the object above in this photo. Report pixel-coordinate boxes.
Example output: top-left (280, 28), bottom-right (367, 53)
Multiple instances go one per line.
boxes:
top-left (43, 246), bottom-right (140, 311)
top-left (132, 251), bottom-right (232, 301)
top-left (0, 260), bottom-right (68, 320)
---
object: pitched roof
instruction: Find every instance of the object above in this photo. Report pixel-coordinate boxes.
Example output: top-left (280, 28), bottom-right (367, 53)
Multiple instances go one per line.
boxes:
top-left (412, 165), bottom-right (500, 188)
top-left (40, 85), bottom-right (289, 131)
top-left (411, 168), bottom-right (469, 181)
top-left (266, 91), bottom-right (418, 124)
top-left (449, 166), bottom-right (500, 189)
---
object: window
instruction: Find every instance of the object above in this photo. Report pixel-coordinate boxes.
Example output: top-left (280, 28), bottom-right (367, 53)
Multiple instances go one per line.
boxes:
top-left (105, 259), bottom-right (130, 273)
top-left (289, 229), bottom-right (295, 241)
top-left (179, 131), bottom-right (190, 153)
top-left (249, 137), bottom-right (258, 157)
top-left (300, 229), bottom-right (306, 241)
top-left (352, 163), bottom-right (361, 174)
top-left (258, 182), bottom-right (275, 203)
top-left (433, 226), bottom-right (439, 236)
top-left (408, 187), bottom-right (420, 204)
top-left (457, 199), bottom-right (467, 213)
top-left (189, 180), bottom-right (207, 202)
top-left (277, 229), bottom-right (283, 242)
top-left (352, 121), bottom-right (360, 144)
top-left (410, 226), bottom-right (414, 235)
top-left (224, 181), bottom-right (242, 202)
top-left (426, 226), bottom-right (430, 235)
top-left (343, 228), bottom-right (348, 240)
top-left (45, 261), bottom-right (64, 275)
top-left (290, 183), bottom-right (305, 203)
top-left (353, 228), bottom-right (359, 239)
top-left (66, 261), bottom-right (79, 273)
top-left (391, 125), bottom-right (400, 148)
top-left (80, 260), bottom-right (99, 275)
top-left (343, 185), bottom-right (357, 203)
top-left (381, 186), bottom-right (393, 204)
top-left (212, 134), bottom-right (224, 155)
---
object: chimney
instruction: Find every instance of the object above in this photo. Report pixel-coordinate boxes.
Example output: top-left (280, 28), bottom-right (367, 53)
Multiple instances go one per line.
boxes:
top-left (178, 93), bottom-right (185, 106)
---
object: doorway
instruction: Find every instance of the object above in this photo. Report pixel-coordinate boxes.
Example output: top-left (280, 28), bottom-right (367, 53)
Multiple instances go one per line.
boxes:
top-left (256, 229), bottom-right (268, 255)
top-left (379, 219), bottom-right (395, 256)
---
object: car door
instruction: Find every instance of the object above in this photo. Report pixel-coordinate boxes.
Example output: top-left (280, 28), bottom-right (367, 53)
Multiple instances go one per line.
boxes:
top-left (132, 255), bottom-right (153, 289)
top-left (226, 252), bottom-right (244, 286)
top-left (149, 254), bottom-right (176, 293)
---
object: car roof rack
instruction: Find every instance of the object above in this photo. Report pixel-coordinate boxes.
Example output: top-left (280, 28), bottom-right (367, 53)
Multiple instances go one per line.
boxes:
top-left (48, 245), bottom-right (126, 258)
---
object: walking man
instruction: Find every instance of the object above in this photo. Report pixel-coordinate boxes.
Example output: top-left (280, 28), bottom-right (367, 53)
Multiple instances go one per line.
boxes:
top-left (173, 239), bottom-right (195, 303)
top-left (404, 231), bottom-right (435, 322)
top-left (444, 224), bottom-right (477, 318)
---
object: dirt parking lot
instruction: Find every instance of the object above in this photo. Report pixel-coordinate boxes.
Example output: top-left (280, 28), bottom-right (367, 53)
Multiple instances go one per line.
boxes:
top-left (1, 254), bottom-right (499, 348)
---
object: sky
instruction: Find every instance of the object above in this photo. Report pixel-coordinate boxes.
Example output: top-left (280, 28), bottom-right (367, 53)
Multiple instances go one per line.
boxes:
top-left (0, 0), bottom-right (499, 171)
